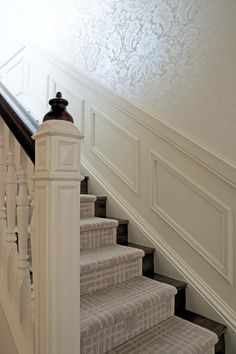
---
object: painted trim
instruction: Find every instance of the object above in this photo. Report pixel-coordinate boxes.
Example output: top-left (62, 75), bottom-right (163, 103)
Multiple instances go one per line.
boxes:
top-left (150, 149), bottom-right (233, 284)
top-left (6, 57), bottom-right (25, 97)
top-left (90, 106), bottom-right (140, 194)
top-left (82, 157), bottom-right (236, 333)
top-left (2, 44), bottom-right (236, 187)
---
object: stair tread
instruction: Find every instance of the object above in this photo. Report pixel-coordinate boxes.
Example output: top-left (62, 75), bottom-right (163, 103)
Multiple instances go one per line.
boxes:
top-left (80, 194), bottom-right (96, 202)
top-left (80, 217), bottom-right (118, 231)
top-left (96, 195), bottom-right (107, 200)
top-left (81, 276), bottom-right (177, 335)
top-left (181, 310), bottom-right (226, 338)
top-left (148, 273), bottom-right (187, 291)
top-left (107, 315), bottom-right (218, 353)
top-left (107, 217), bottom-right (129, 225)
top-left (80, 244), bottom-right (144, 274)
top-left (128, 242), bottom-right (155, 255)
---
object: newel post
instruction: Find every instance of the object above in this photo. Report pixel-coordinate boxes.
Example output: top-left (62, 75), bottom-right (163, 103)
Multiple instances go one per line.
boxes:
top-left (32, 93), bottom-right (83, 354)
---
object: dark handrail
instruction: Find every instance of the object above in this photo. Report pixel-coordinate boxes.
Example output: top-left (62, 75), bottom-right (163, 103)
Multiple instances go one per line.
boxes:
top-left (0, 82), bottom-right (38, 163)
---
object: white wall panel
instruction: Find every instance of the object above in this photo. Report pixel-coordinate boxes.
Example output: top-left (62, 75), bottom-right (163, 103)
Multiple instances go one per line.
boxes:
top-left (90, 107), bottom-right (140, 193)
top-left (150, 150), bottom-right (233, 284)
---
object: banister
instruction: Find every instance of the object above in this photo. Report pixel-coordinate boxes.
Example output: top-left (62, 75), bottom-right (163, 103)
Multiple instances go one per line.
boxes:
top-left (0, 81), bottom-right (38, 163)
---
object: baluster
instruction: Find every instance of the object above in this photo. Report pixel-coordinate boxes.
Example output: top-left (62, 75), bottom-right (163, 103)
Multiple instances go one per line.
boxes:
top-left (4, 132), bottom-right (18, 300)
top-left (28, 158), bottom-right (36, 342)
top-left (0, 120), bottom-right (6, 271)
top-left (16, 148), bottom-right (32, 341)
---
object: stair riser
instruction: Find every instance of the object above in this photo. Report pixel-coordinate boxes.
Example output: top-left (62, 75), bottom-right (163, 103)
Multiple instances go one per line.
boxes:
top-left (81, 297), bottom-right (175, 354)
top-left (81, 178), bottom-right (88, 194)
top-left (215, 335), bottom-right (225, 354)
top-left (80, 228), bottom-right (117, 250)
top-left (174, 288), bottom-right (186, 316)
top-left (116, 223), bottom-right (128, 245)
top-left (142, 254), bottom-right (154, 276)
top-left (95, 198), bottom-right (107, 218)
top-left (81, 259), bottom-right (142, 295)
top-left (81, 201), bottom-right (95, 218)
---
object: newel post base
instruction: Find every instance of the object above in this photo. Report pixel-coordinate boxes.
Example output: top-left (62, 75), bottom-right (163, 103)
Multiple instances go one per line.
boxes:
top-left (33, 120), bottom-right (83, 354)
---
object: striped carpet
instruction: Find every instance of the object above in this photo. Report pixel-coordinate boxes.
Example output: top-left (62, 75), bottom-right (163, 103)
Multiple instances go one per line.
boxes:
top-left (80, 194), bottom-right (218, 354)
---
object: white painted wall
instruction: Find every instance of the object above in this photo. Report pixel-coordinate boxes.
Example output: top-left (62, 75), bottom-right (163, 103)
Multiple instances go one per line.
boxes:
top-left (0, 0), bottom-right (236, 164)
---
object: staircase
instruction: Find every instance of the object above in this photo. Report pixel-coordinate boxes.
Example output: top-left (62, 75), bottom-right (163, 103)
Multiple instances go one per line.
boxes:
top-left (0, 83), bottom-right (227, 354)
top-left (79, 176), bottom-right (226, 354)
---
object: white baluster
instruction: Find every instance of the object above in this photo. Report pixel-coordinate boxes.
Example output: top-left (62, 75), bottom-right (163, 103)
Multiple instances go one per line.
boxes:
top-left (4, 138), bottom-right (18, 299)
top-left (28, 158), bottom-right (36, 347)
top-left (29, 190), bottom-right (35, 349)
top-left (16, 148), bottom-right (32, 343)
top-left (0, 121), bottom-right (6, 271)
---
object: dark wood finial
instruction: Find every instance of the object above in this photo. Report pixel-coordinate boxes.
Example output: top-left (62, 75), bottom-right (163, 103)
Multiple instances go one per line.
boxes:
top-left (43, 92), bottom-right (74, 123)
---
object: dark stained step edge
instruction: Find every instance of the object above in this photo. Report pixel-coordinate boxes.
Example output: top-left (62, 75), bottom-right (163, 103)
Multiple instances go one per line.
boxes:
top-left (181, 310), bottom-right (226, 338)
top-left (81, 176), bottom-right (89, 194)
top-left (95, 196), bottom-right (107, 218)
top-left (148, 274), bottom-right (226, 353)
top-left (128, 242), bottom-right (155, 276)
top-left (108, 217), bottom-right (129, 246)
top-left (181, 310), bottom-right (226, 354)
top-left (147, 273), bottom-right (187, 316)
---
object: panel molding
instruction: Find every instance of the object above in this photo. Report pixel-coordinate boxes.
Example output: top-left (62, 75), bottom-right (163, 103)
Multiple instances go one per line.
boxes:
top-left (6, 58), bottom-right (25, 97)
top-left (25, 62), bottom-right (50, 109)
top-left (90, 106), bottom-right (140, 194)
top-left (150, 150), bottom-right (233, 284)
top-left (82, 157), bottom-right (236, 333)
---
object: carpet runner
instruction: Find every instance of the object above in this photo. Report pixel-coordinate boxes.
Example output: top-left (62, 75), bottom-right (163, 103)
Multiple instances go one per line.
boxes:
top-left (80, 194), bottom-right (218, 354)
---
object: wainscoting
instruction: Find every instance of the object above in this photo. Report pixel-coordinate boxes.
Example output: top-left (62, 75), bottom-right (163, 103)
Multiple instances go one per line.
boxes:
top-left (1, 44), bottom-right (236, 343)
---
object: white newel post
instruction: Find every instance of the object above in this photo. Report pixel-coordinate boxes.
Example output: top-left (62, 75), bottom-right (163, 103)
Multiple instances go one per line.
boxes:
top-left (33, 120), bottom-right (83, 354)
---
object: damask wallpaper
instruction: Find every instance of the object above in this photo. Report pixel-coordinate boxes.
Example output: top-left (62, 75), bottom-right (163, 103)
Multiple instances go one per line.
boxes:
top-left (1, 0), bottom-right (236, 162)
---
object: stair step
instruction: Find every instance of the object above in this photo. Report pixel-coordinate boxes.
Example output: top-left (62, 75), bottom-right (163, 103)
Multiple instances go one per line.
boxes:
top-left (80, 194), bottom-right (96, 218)
top-left (107, 315), bottom-right (218, 354)
top-left (148, 277), bottom-right (226, 353)
top-left (81, 276), bottom-right (176, 354)
top-left (80, 244), bottom-right (144, 295)
top-left (81, 176), bottom-right (89, 194)
top-left (95, 196), bottom-right (107, 218)
top-left (80, 217), bottom-right (118, 250)
top-left (115, 218), bottom-right (129, 245)
top-left (181, 310), bottom-right (226, 354)
top-left (147, 273), bottom-right (187, 316)
top-left (128, 243), bottom-right (155, 275)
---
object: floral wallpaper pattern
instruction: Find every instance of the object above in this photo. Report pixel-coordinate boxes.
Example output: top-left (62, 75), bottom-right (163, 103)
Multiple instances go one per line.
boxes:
top-left (40, 0), bottom-right (214, 103)
top-left (34, 0), bottom-right (236, 161)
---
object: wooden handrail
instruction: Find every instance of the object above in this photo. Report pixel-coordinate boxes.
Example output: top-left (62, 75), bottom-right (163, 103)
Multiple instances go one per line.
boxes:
top-left (0, 82), bottom-right (38, 163)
